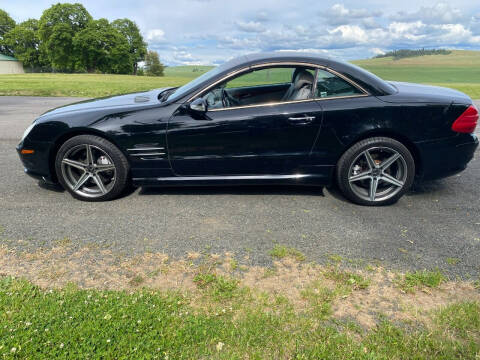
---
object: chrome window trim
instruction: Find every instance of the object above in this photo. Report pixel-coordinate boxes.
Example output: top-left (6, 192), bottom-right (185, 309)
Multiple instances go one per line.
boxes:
top-left (187, 61), bottom-right (370, 112)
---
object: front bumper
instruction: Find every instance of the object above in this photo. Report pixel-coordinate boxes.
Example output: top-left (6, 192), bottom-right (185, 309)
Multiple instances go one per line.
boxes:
top-left (16, 138), bottom-right (56, 184)
top-left (416, 133), bottom-right (478, 181)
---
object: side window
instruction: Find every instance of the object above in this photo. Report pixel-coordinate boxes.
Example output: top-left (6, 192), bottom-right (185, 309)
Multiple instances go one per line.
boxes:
top-left (315, 69), bottom-right (363, 99)
top-left (201, 66), bottom-right (315, 110)
top-left (226, 67), bottom-right (293, 88)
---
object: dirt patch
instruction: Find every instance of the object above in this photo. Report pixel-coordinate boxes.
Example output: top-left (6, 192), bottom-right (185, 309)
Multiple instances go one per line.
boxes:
top-left (0, 245), bottom-right (196, 291)
top-left (0, 245), bottom-right (478, 328)
top-left (331, 270), bottom-right (479, 328)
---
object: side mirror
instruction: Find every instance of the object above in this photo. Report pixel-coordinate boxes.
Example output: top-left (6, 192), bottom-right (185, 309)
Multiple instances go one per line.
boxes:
top-left (189, 98), bottom-right (208, 113)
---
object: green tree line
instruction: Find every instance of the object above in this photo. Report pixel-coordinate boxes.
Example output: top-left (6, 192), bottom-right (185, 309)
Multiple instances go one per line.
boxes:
top-left (375, 48), bottom-right (452, 60)
top-left (0, 4), bottom-right (164, 75)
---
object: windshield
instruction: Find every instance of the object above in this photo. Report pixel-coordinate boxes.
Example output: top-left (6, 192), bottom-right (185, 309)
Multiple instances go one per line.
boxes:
top-left (167, 66), bottom-right (224, 102)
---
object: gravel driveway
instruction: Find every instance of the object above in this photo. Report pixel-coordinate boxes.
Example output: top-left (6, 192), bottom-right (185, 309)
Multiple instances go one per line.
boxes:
top-left (1, 96), bottom-right (479, 277)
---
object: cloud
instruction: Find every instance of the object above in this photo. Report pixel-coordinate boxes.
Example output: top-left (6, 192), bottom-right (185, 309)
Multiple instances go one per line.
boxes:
top-left (172, 50), bottom-right (199, 65)
top-left (3, 0), bottom-right (480, 65)
top-left (388, 21), bottom-right (426, 41)
top-left (469, 15), bottom-right (480, 35)
top-left (361, 17), bottom-right (381, 30)
top-left (370, 47), bottom-right (386, 56)
top-left (145, 29), bottom-right (166, 43)
top-left (235, 21), bottom-right (265, 33)
top-left (217, 35), bottom-right (261, 50)
top-left (252, 11), bottom-right (269, 23)
top-left (391, 3), bottom-right (465, 25)
top-left (276, 48), bottom-right (331, 55)
top-left (328, 25), bottom-right (369, 44)
top-left (320, 4), bottom-right (382, 26)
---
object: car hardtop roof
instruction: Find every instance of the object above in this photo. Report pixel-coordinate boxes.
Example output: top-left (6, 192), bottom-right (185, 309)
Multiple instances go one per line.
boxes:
top-left (221, 52), bottom-right (337, 69)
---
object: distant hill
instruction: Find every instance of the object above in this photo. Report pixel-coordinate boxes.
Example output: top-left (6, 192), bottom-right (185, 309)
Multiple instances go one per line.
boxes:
top-left (353, 50), bottom-right (480, 68)
top-left (164, 65), bottom-right (214, 78)
top-left (352, 50), bottom-right (480, 93)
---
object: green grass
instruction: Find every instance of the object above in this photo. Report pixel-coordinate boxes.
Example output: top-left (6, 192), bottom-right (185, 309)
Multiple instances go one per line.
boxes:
top-left (1, 50), bottom-right (479, 98)
top-left (446, 257), bottom-right (460, 266)
top-left (353, 50), bottom-right (480, 98)
top-left (1, 276), bottom-right (478, 359)
top-left (396, 269), bottom-right (446, 293)
top-left (269, 245), bottom-right (306, 261)
top-left (0, 73), bottom-right (188, 98)
top-left (0, 65), bottom-right (213, 98)
top-left (436, 301), bottom-right (480, 338)
top-left (164, 65), bottom-right (213, 77)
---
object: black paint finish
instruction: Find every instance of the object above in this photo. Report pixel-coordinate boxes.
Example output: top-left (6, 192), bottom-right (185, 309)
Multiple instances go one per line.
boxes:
top-left (17, 53), bottom-right (478, 188)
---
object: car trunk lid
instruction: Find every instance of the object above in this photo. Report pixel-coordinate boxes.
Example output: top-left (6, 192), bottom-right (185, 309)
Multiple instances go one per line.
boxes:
top-left (378, 81), bottom-right (472, 105)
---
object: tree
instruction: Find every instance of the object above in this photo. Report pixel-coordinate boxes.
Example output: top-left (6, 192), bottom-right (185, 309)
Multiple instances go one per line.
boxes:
top-left (39, 3), bottom-right (92, 71)
top-left (144, 50), bottom-right (164, 76)
top-left (2, 3), bottom-right (145, 74)
top-left (0, 9), bottom-right (16, 56)
top-left (3, 19), bottom-right (47, 70)
top-left (73, 18), bottom-right (130, 74)
top-left (45, 23), bottom-right (75, 71)
top-left (112, 19), bottom-right (147, 75)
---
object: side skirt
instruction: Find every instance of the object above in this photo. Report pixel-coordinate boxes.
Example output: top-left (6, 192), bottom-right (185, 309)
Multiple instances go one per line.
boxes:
top-left (132, 173), bottom-right (332, 187)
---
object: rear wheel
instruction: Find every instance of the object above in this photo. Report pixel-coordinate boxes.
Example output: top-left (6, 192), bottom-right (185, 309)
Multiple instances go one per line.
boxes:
top-left (336, 137), bottom-right (415, 206)
top-left (55, 135), bottom-right (129, 201)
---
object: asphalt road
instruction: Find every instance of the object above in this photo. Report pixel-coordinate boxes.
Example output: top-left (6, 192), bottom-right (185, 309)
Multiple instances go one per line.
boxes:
top-left (1, 96), bottom-right (479, 277)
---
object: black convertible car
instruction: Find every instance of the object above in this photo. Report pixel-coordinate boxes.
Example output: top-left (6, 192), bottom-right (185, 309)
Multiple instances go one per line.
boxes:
top-left (17, 53), bottom-right (478, 205)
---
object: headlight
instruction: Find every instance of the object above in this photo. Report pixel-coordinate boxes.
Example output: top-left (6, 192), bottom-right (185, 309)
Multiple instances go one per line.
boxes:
top-left (20, 122), bottom-right (36, 142)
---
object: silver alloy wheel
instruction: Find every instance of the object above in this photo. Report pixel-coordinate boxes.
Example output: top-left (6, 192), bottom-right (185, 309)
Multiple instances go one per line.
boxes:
top-left (347, 146), bottom-right (407, 202)
top-left (60, 144), bottom-right (116, 198)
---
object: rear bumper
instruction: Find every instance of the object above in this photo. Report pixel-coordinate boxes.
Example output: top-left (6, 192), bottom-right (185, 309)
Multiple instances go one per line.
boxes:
top-left (16, 138), bottom-right (56, 184)
top-left (416, 133), bottom-right (478, 181)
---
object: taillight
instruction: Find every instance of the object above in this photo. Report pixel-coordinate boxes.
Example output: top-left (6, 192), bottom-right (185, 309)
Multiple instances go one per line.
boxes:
top-left (451, 105), bottom-right (478, 133)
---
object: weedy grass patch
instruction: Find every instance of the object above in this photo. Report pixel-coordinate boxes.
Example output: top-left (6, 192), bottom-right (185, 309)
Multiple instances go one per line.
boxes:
top-left (0, 246), bottom-right (479, 359)
top-left (269, 245), bottom-right (306, 262)
top-left (396, 269), bottom-right (446, 293)
top-left (323, 266), bottom-right (371, 291)
top-left (193, 272), bottom-right (242, 301)
top-left (0, 276), bottom-right (479, 359)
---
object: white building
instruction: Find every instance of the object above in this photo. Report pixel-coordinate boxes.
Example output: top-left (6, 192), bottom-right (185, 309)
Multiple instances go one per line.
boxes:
top-left (0, 54), bottom-right (24, 74)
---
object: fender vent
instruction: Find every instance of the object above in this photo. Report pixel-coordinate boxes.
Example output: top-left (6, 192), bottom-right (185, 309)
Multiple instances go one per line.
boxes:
top-left (127, 147), bottom-right (166, 160)
top-left (134, 95), bottom-right (150, 103)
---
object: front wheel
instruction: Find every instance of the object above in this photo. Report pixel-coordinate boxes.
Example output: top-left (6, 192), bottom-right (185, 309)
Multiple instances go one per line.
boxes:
top-left (336, 137), bottom-right (415, 206)
top-left (55, 135), bottom-right (130, 201)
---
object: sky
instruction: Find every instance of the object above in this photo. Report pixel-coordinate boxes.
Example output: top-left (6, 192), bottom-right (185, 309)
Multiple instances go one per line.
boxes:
top-left (1, 0), bottom-right (480, 65)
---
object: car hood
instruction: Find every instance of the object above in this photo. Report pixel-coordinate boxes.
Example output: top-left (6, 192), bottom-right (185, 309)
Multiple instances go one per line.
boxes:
top-left (380, 82), bottom-right (472, 104)
top-left (38, 88), bottom-right (173, 118)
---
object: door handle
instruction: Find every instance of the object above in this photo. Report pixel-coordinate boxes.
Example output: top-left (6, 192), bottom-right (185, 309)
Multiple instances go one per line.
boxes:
top-left (287, 116), bottom-right (315, 124)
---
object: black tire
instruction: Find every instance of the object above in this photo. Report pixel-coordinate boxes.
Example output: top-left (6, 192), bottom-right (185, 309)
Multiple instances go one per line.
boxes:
top-left (336, 137), bottom-right (415, 206)
top-left (55, 135), bottom-right (130, 202)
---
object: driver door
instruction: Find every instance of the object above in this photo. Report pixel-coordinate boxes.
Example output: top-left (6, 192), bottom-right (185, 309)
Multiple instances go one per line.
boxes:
top-left (167, 66), bottom-right (323, 176)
